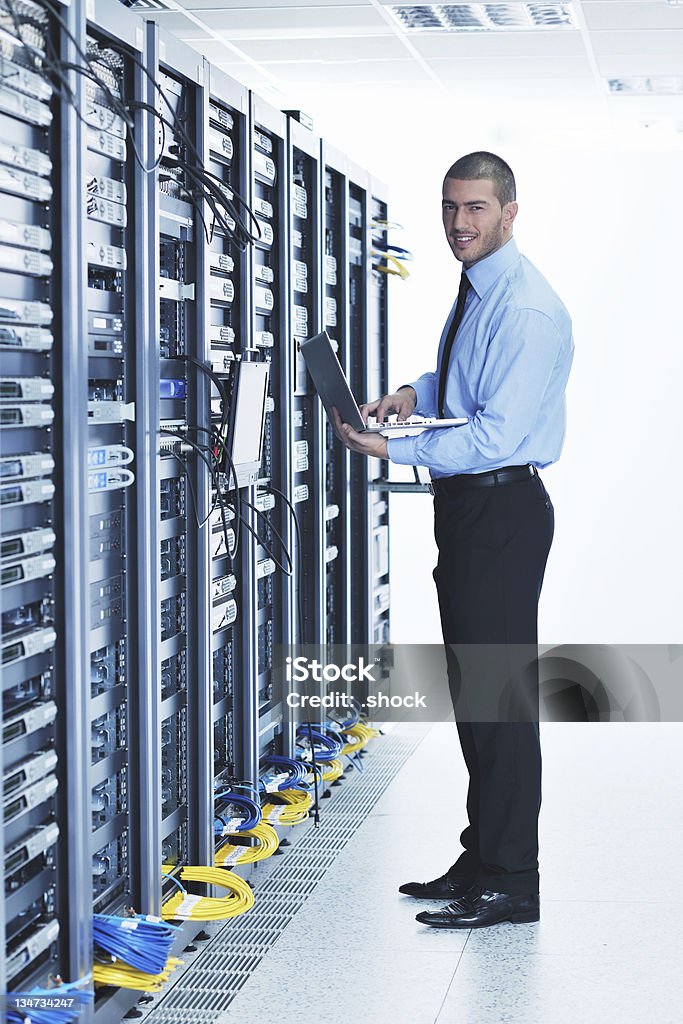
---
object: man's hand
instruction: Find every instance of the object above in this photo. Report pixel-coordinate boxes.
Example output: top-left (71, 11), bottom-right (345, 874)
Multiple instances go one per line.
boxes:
top-left (331, 408), bottom-right (388, 459)
top-left (360, 386), bottom-right (416, 424)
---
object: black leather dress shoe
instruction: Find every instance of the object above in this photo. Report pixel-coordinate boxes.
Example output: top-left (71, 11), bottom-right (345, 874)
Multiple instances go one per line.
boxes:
top-left (398, 872), bottom-right (475, 900)
top-left (415, 886), bottom-right (540, 927)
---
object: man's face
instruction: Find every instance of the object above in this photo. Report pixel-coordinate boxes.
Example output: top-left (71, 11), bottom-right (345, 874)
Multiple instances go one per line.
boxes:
top-left (441, 177), bottom-right (517, 268)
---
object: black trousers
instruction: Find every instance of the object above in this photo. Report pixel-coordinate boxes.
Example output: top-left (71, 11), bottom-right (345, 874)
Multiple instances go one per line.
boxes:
top-left (432, 471), bottom-right (554, 896)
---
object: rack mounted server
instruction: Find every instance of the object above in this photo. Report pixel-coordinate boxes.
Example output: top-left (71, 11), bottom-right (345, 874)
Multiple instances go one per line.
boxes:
top-left (0, 1), bottom-right (391, 1019)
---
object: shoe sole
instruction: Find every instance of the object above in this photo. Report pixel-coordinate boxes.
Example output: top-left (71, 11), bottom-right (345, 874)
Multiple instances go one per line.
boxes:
top-left (419, 911), bottom-right (540, 928)
top-left (399, 893), bottom-right (468, 901)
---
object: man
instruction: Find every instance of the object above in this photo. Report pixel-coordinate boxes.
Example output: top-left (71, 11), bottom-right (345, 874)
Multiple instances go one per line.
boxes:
top-left (332, 151), bottom-right (573, 928)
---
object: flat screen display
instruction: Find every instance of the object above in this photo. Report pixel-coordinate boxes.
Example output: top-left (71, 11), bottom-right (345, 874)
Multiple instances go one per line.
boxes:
top-left (230, 360), bottom-right (269, 468)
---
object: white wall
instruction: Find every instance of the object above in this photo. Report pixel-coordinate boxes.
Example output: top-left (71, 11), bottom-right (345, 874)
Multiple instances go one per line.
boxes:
top-left (298, 86), bottom-right (683, 644)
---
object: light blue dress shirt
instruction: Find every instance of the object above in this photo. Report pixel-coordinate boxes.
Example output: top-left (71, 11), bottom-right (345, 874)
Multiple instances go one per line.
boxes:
top-left (387, 237), bottom-right (574, 478)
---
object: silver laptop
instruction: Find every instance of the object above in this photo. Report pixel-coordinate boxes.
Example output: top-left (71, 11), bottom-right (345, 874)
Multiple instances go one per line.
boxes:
top-left (300, 332), bottom-right (468, 434)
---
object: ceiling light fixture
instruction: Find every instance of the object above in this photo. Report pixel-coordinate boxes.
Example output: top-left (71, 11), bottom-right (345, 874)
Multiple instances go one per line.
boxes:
top-left (608, 76), bottom-right (683, 96)
top-left (388, 3), bottom-right (576, 32)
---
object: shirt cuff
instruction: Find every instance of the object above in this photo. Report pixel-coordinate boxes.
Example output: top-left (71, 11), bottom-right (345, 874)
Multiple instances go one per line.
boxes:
top-left (410, 378), bottom-right (436, 417)
top-left (386, 435), bottom-right (419, 466)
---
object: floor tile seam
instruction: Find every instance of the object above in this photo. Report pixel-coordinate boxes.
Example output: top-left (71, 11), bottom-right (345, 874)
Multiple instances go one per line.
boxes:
top-left (434, 930), bottom-right (472, 1022)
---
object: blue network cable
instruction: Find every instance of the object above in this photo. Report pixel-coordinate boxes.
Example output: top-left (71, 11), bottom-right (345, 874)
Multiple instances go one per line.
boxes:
top-left (296, 724), bottom-right (344, 762)
top-left (213, 789), bottom-right (261, 831)
top-left (330, 701), bottom-right (361, 731)
top-left (93, 914), bottom-right (179, 975)
top-left (370, 240), bottom-right (413, 259)
top-left (261, 755), bottom-right (308, 791)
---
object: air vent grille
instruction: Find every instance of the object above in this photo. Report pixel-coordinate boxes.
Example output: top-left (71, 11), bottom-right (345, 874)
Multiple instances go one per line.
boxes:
top-left (389, 3), bottom-right (575, 32)
top-left (139, 728), bottom-right (427, 1023)
top-left (128, 0), bottom-right (175, 12)
top-left (608, 76), bottom-right (683, 96)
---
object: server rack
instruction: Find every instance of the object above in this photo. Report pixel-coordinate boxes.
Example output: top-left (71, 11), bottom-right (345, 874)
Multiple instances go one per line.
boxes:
top-left (347, 168), bottom-right (370, 643)
top-left (85, 0), bottom-right (145, 940)
top-left (368, 183), bottom-right (391, 646)
top-left (200, 61), bottom-right (253, 859)
top-left (286, 116), bottom-right (324, 651)
top-left (1, 0), bottom-right (75, 1000)
top-left (152, 25), bottom-right (214, 910)
top-left (320, 144), bottom-right (350, 648)
top-left (249, 96), bottom-right (291, 767)
top-left (81, 4), bottom-right (165, 1018)
top-left (1, 1), bottom-right (390, 1016)
top-left (346, 175), bottom-right (391, 646)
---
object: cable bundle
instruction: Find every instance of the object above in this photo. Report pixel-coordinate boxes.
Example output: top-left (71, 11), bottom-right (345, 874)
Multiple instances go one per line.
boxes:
top-left (329, 702), bottom-right (361, 732)
top-left (340, 721), bottom-right (381, 755)
top-left (10, 0), bottom-right (261, 248)
top-left (161, 866), bottom-right (254, 921)
top-left (319, 758), bottom-right (344, 783)
top-left (296, 724), bottom-right (344, 763)
top-left (215, 821), bottom-right (279, 867)
top-left (92, 958), bottom-right (182, 993)
top-left (261, 755), bottom-right (308, 792)
top-left (93, 914), bottom-right (178, 974)
top-left (213, 789), bottom-right (262, 836)
top-left (92, 913), bottom-right (180, 992)
top-left (371, 220), bottom-right (412, 279)
top-left (262, 788), bottom-right (313, 826)
top-left (372, 252), bottom-right (410, 280)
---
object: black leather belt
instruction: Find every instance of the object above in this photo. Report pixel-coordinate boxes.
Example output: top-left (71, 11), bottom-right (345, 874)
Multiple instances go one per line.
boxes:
top-left (429, 464), bottom-right (537, 495)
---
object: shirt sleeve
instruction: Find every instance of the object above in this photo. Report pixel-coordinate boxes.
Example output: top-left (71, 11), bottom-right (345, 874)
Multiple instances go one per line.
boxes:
top-left (407, 372), bottom-right (438, 416)
top-left (387, 308), bottom-right (565, 473)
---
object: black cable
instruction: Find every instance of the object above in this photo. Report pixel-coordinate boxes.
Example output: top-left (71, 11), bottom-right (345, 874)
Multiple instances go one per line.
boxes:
top-left (158, 430), bottom-right (219, 528)
top-left (123, 50), bottom-right (259, 248)
top-left (180, 356), bottom-right (231, 458)
top-left (128, 105), bottom-right (234, 244)
top-left (258, 483), bottom-right (305, 643)
top-left (183, 426), bottom-right (242, 560)
top-left (4, 0), bottom-right (162, 174)
top-left (179, 156), bottom-right (256, 249)
top-left (306, 722), bottom-right (321, 827)
top-left (214, 472), bottom-right (238, 561)
top-left (239, 496), bottom-right (292, 576)
top-left (226, 511), bottom-right (291, 577)
top-left (239, 496), bottom-right (293, 574)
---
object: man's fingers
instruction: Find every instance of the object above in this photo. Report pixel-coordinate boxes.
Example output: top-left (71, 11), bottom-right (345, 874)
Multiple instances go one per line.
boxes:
top-left (375, 398), bottom-right (394, 422)
top-left (359, 398), bottom-right (381, 424)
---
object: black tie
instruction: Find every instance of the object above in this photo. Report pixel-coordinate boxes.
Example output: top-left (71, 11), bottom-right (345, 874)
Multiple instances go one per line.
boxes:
top-left (437, 272), bottom-right (471, 417)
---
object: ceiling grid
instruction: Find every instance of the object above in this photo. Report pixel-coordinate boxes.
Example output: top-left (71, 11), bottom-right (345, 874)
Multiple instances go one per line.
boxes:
top-left (133, 1), bottom-right (683, 124)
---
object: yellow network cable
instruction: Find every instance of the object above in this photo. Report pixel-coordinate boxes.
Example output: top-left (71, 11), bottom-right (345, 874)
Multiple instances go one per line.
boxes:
top-left (372, 217), bottom-right (404, 231)
top-left (262, 787), bottom-right (312, 826)
top-left (215, 821), bottom-right (280, 867)
top-left (372, 253), bottom-right (410, 280)
top-left (93, 957), bottom-right (183, 992)
top-left (161, 866), bottom-right (255, 922)
top-left (340, 722), bottom-right (380, 755)
top-left (319, 758), bottom-right (343, 783)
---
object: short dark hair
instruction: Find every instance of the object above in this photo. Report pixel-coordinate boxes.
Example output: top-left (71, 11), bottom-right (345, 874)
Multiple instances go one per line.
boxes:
top-left (444, 151), bottom-right (516, 207)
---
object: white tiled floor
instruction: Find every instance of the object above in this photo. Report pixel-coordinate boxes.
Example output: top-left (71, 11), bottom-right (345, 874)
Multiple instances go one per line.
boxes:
top-left (226, 722), bottom-right (683, 1024)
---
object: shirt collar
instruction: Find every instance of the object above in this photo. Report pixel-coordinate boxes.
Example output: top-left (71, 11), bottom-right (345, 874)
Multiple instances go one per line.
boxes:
top-left (464, 237), bottom-right (520, 300)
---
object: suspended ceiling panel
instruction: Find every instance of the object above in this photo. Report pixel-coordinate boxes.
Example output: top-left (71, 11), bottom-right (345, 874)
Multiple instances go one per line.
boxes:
top-left (137, 0), bottom-right (683, 127)
top-left (208, 34), bottom-right (411, 61)
top-left (406, 30), bottom-right (587, 57)
top-left (582, 2), bottom-right (683, 32)
top-left (427, 54), bottom-right (595, 78)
